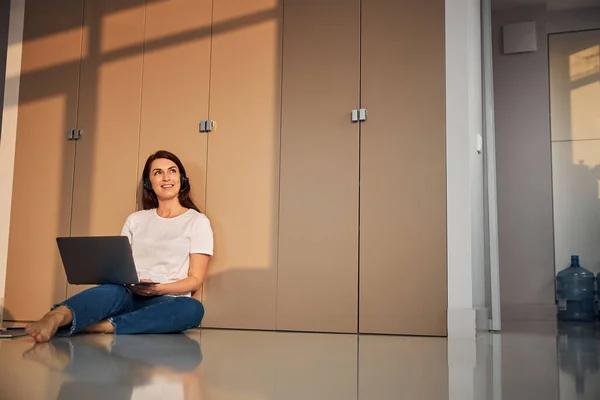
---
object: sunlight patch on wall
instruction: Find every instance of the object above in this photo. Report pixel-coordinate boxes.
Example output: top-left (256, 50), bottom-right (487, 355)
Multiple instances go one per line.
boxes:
top-left (570, 81), bottom-right (600, 143)
top-left (569, 45), bottom-right (599, 81)
top-left (144, 0), bottom-right (212, 43)
top-left (18, 28), bottom-right (87, 75)
top-left (570, 137), bottom-right (600, 168)
top-left (100, 7), bottom-right (145, 53)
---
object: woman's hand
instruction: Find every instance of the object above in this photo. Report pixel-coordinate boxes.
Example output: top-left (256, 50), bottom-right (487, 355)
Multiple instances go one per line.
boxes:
top-left (129, 280), bottom-right (163, 297)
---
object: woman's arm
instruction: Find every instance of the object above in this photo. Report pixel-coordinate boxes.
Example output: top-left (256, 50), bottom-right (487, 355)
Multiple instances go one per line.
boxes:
top-left (131, 253), bottom-right (210, 296)
top-left (158, 253), bottom-right (210, 296)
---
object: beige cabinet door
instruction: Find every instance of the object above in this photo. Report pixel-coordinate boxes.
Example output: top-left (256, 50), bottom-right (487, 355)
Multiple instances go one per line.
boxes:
top-left (359, 0), bottom-right (447, 335)
top-left (67, 0), bottom-right (146, 297)
top-left (201, 0), bottom-right (283, 329)
top-left (137, 0), bottom-right (213, 216)
top-left (3, 0), bottom-right (83, 321)
top-left (276, 0), bottom-right (360, 333)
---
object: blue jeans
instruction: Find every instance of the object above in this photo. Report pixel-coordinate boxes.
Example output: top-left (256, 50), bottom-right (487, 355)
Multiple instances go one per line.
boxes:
top-left (52, 284), bottom-right (205, 336)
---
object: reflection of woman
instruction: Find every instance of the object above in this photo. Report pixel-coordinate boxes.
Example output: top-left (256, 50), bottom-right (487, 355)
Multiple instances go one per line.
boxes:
top-left (22, 334), bottom-right (203, 400)
top-left (25, 150), bottom-right (213, 343)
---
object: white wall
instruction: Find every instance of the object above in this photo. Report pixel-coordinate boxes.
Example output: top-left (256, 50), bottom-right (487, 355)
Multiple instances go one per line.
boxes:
top-left (0, 0), bottom-right (24, 317)
top-left (492, 4), bottom-right (600, 323)
top-left (493, 5), bottom-right (555, 323)
top-left (547, 7), bottom-right (600, 33)
top-left (446, 0), bottom-right (487, 337)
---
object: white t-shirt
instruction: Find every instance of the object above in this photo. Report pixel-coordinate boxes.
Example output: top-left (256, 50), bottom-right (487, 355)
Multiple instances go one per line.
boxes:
top-left (120, 208), bottom-right (213, 296)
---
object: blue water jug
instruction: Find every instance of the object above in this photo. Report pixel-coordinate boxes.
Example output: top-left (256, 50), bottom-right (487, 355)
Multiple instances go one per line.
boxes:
top-left (556, 255), bottom-right (596, 322)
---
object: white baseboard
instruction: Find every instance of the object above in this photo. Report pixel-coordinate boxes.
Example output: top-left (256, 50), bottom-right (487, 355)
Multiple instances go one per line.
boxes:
top-left (448, 307), bottom-right (490, 338)
top-left (447, 308), bottom-right (477, 338)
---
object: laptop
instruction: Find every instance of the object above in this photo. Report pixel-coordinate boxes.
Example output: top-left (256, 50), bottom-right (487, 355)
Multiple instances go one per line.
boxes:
top-left (56, 236), bottom-right (156, 286)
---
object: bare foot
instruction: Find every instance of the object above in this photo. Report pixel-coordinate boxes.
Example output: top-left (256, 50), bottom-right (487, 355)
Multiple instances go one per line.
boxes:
top-left (24, 306), bottom-right (73, 343)
top-left (82, 319), bottom-right (115, 334)
top-left (22, 341), bottom-right (71, 370)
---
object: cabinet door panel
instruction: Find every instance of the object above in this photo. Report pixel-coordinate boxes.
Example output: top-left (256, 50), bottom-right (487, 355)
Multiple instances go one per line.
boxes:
top-left (137, 0), bottom-right (212, 213)
top-left (277, 0), bottom-right (360, 333)
top-left (4, 0), bottom-right (83, 321)
top-left (202, 0), bottom-right (283, 329)
top-left (67, 0), bottom-right (145, 298)
top-left (359, 0), bottom-right (447, 335)
top-left (137, 0), bottom-right (213, 301)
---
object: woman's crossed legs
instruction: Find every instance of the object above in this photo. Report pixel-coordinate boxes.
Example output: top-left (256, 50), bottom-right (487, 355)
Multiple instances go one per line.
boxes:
top-left (25, 284), bottom-right (204, 342)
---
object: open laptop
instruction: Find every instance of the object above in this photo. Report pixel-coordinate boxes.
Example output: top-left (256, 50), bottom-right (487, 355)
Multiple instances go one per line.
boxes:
top-left (56, 236), bottom-right (156, 286)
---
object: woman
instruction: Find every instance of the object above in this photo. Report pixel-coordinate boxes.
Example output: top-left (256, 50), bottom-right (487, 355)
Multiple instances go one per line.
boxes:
top-left (25, 150), bottom-right (212, 343)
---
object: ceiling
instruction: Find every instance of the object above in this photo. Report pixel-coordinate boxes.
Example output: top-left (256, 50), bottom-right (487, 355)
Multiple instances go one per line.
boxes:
top-left (492, 0), bottom-right (600, 11)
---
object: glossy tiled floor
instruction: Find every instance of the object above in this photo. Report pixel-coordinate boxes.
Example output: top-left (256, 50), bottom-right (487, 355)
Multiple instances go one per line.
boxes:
top-left (0, 322), bottom-right (599, 400)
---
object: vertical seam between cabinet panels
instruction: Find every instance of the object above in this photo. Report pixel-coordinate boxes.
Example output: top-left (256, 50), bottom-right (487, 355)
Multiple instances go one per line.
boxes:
top-left (443, 0), bottom-right (449, 329)
top-left (69, 1), bottom-right (86, 236)
top-left (356, 0), bottom-right (363, 334)
top-left (204, 0), bottom-right (215, 212)
top-left (275, 0), bottom-right (285, 331)
top-left (201, 0), bottom-right (215, 302)
top-left (66, 0), bottom-right (86, 299)
top-left (356, 334), bottom-right (360, 399)
top-left (134, 0), bottom-right (148, 211)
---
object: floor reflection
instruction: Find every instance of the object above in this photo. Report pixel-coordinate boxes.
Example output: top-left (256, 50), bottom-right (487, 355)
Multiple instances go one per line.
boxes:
top-left (21, 333), bottom-right (203, 400)
top-left (557, 322), bottom-right (600, 399)
top-left (0, 322), bottom-right (599, 400)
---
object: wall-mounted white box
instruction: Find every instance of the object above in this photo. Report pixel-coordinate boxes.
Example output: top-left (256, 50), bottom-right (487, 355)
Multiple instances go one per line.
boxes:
top-left (503, 21), bottom-right (537, 54)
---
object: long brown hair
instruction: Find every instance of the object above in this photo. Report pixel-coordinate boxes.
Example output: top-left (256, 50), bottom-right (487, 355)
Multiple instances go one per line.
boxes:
top-left (141, 150), bottom-right (201, 213)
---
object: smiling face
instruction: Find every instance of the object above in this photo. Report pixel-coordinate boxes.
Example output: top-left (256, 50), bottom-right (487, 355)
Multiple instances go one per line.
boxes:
top-left (149, 158), bottom-right (182, 201)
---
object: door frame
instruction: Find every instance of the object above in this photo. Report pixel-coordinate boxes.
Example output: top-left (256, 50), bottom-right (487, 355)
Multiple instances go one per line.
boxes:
top-left (481, 0), bottom-right (502, 331)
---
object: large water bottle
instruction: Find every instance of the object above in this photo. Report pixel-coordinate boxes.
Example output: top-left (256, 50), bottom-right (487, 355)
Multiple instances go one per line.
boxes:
top-left (556, 255), bottom-right (596, 322)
